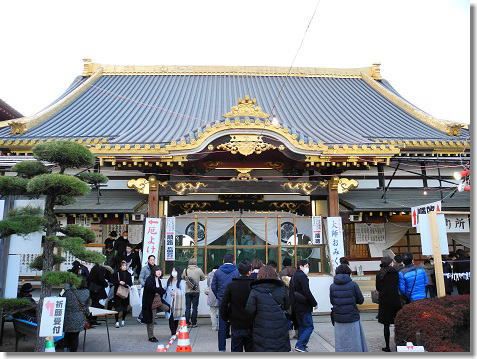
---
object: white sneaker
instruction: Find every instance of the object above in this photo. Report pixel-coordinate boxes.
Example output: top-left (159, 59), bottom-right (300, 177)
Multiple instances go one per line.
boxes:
top-left (289, 330), bottom-right (295, 340)
top-left (115, 322), bottom-right (119, 328)
top-left (121, 320), bottom-right (125, 327)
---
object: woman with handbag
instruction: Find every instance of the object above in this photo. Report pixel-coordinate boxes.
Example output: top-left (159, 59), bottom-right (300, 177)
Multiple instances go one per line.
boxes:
top-left (112, 260), bottom-right (133, 328)
top-left (142, 266), bottom-right (166, 342)
top-left (164, 267), bottom-right (186, 336)
top-left (63, 278), bottom-right (90, 352)
top-left (375, 257), bottom-right (401, 352)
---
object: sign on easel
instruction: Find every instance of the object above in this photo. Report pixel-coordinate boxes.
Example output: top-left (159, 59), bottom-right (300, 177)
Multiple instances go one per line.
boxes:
top-left (39, 297), bottom-right (66, 337)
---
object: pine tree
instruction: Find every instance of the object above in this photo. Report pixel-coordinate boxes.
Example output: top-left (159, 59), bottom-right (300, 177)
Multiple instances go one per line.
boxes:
top-left (0, 141), bottom-right (108, 351)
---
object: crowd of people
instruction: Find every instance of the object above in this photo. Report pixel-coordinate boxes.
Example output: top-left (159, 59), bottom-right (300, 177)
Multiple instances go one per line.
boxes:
top-left (15, 233), bottom-right (470, 352)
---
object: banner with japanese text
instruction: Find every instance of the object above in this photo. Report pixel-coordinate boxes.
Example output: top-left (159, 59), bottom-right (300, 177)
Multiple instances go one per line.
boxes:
top-left (141, 217), bottom-right (161, 267)
top-left (39, 297), bottom-right (66, 337)
top-left (311, 216), bottom-right (322, 244)
top-left (355, 223), bottom-right (385, 244)
top-left (326, 217), bottom-right (345, 274)
top-left (411, 200), bottom-right (441, 228)
top-left (165, 217), bottom-right (176, 261)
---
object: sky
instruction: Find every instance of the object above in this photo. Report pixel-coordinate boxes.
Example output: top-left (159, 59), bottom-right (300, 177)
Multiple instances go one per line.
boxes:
top-left (0, 0), bottom-right (470, 124)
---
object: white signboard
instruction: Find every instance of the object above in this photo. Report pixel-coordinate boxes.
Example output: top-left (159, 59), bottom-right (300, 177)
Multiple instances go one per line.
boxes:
top-left (141, 217), bottom-right (161, 267)
top-left (411, 201), bottom-right (441, 227)
top-left (326, 217), bottom-right (345, 274)
top-left (165, 217), bottom-right (176, 261)
top-left (419, 213), bottom-right (449, 256)
top-left (355, 223), bottom-right (385, 244)
top-left (445, 214), bottom-right (470, 233)
top-left (39, 297), bottom-right (66, 337)
top-left (311, 216), bottom-right (322, 244)
top-left (397, 342), bottom-right (425, 352)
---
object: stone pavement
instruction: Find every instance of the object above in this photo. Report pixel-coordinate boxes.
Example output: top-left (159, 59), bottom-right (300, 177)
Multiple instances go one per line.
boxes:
top-left (2, 312), bottom-right (394, 353)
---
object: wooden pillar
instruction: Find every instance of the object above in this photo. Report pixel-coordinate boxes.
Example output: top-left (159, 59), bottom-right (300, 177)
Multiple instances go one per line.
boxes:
top-left (429, 211), bottom-right (446, 297)
top-left (328, 176), bottom-right (340, 217)
top-left (147, 175), bottom-right (159, 217)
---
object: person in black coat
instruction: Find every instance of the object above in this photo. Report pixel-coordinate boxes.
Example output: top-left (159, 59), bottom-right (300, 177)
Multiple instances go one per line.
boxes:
top-left (454, 249), bottom-right (470, 295)
top-left (114, 231), bottom-right (130, 259)
top-left (290, 259), bottom-right (317, 352)
top-left (245, 265), bottom-right (290, 352)
top-left (220, 260), bottom-right (255, 352)
top-left (442, 255), bottom-right (454, 295)
top-left (121, 244), bottom-right (141, 278)
top-left (375, 257), bottom-right (402, 352)
top-left (141, 265), bottom-right (166, 342)
top-left (112, 260), bottom-right (133, 328)
top-left (88, 264), bottom-right (109, 308)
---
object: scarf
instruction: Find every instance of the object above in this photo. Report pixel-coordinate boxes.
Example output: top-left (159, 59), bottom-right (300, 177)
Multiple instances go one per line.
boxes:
top-left (171, 285), bottom-right (185, 318)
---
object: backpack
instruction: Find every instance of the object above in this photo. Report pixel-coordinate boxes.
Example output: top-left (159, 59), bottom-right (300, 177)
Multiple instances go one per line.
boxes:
top-left (184, 268), bottom-right (199, 291)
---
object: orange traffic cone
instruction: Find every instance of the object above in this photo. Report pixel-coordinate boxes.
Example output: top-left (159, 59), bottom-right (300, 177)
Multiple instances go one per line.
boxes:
top-left (176, 317), bottom-right (192, 352)
top-left (156, 344), bottom-right (167, 352)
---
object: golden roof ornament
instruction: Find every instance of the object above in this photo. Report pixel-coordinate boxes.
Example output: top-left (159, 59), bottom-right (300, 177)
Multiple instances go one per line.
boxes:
top-left (217, 135), bottom-right (277, 156)
top-left (223, 96), bottom-right (270, 119)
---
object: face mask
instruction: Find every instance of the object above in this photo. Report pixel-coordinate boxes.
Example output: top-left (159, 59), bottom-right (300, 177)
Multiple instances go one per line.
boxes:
top-left (171, 271), bottom-right (178, 278)
top-left (302, 267), bottom-right (310, 275)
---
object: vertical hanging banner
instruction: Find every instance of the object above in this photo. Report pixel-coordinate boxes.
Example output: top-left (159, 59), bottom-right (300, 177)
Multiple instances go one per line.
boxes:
top-left (142, 217), bottom-right (161, 267)
top-left (326, 217), bottom-right (345, 274)
top-left (39, 297), bottom-right (66, 337)
top-left (165, 217), bottom-right (176, 261)
top-left (311, 216), bottom-right (322, 244)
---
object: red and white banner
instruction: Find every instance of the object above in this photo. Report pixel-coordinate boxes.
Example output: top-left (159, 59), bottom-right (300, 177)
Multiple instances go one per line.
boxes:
top-left (142, 217), bottom-right (161, 267)
top-left (411, 200), bottom-right (441, 227)
top-left (39, 297), bottom-right (66, 337)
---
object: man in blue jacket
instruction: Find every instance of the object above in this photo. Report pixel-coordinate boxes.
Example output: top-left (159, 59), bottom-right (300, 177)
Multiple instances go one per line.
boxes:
top-left (398, 253), bottom-right (427, 302)
top-left (211, 253), bottom-right (239, 352)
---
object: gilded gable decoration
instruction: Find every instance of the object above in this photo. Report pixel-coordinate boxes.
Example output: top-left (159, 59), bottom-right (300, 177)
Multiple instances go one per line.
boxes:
top-left (223, 96), bottom-right (270, 119)
top-left (217, 135), bottom-right (278, 156)
top-left (337, 178), bottom-right (359, 194)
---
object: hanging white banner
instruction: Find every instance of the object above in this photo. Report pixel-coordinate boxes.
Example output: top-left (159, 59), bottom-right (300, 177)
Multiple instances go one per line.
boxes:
top-left (142, 217), bottom-right (161, 267)
top-left (165, 217), bottom-right (176, 261)
top-left (445, 214), bottom-right (470, 233)
top-left (311, 216), bottom-right (322, 244)
top-left (326, 217), bottom-right (345, 274)
top-left (39, 297), bottom-right (66, 337)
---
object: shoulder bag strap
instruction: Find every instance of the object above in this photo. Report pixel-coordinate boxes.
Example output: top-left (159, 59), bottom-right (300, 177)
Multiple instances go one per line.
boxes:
top-left (71, 289), bottom-right (89, 318)
top-left (408, 269), bottom-right (418, 298)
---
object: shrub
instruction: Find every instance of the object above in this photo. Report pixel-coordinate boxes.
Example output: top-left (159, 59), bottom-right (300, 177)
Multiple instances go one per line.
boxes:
top-left (394, 295), bottom-right (470, 352)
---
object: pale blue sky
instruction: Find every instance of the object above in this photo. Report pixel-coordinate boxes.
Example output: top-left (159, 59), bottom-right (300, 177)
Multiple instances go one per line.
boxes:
top-left (0, 0), bottom-right (470, 124)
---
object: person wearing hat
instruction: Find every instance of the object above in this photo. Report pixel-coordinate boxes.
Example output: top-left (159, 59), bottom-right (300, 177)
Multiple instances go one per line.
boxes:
top-left (15, 283), bottom-right (37, 323)
top-left (104, 231), bottom-right (118, 252)
top-left (141, 265), bottom-right (166, 342)
top-left (182, 257), bottom-right (205, 328)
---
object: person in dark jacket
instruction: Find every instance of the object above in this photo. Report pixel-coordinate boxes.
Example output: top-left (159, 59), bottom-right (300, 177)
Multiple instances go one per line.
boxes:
top-left (398, 253), bottom-right (427, 302)
top-left (220, 260), bottom-right (254, 352)
top-left (141, 266), bottom-right (166, 342)
top-left (68, 260), bottom-right (89, 280)
top-left (103, 231), bottom-right (117, 252)
top-left (88, 264), bottom-right (109, 309)
top-left (15, 283), bottom-right (37, 322)
top-left (104, 244), bottom-right (119, 270)
top-left (63, 279), bottom-right (90, 352)
top-left (114, 231), bottom-right (130, 259)
top-left (330, 264), bottom-right (368, 352)
top-left (375, 257), bottom-right (402, 352)
top-left (290, 259), bottom-right (317, 352)
top-left (279, 257), bottom-right (298, 339)
top-left (249, 258), bottom-right (263, 279)
top-left (454, 249), bottom-right (470, 294)
top-left (442, 255), bottom-right (454, 295)
top-left (245, 265), bottom-right (290, 352)
top-left (121, 243), bottom-right (141, 278)
top-left (393, 255), bottom-right (405, 271)
top-left (112, 260), bottom-right (133, 328)
top-left (211, 253), bottom-right (239, 352)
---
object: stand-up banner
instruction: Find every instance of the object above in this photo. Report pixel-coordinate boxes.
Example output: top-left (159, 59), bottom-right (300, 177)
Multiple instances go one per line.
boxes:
top-left (39, 297), bottom-right (66, 337)
top-left (142, 217), bottom-right (161, 267)
top-left (311, 216), bottom-right (322, 244)
top-left (165, 217), bottom-right (176, 261)
top-left (326, 217), bottom-right (345, 274)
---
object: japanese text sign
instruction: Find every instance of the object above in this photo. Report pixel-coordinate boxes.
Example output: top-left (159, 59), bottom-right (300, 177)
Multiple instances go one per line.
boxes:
top-left (142, 217), bottom-right (161, 267)
top-left (165, 217), bottom-right (176, 261)
top-left (411, 200), bottom-right (441, 227)
top-left (355, 223), bottom-right (385, 244)
top-left (445, 214), bottom-right (470, 233)
top-left (326, 217), bottom-right (345, 274)
top-left (39, 297), bottom-right (66, 337)
top-left (311, 216), bottom-right (322, 244)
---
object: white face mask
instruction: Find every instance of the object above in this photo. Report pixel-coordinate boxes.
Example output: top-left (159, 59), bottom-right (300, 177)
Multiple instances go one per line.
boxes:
top-left (302, 266), bottom-right (310, 275)
top-left (171, 270), bottom-right (178, 278)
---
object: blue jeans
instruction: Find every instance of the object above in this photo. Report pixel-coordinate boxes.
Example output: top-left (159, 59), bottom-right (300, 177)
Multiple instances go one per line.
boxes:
top-left (296, 312), bottom-right (314, 349)
top-left (218, 316), bottom-right (229, 351)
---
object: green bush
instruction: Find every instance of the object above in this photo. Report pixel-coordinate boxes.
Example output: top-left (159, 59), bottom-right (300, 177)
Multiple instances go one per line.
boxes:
top-left (61, 224), bottom-right (96, 243)
top-left (0, 176), bottom-right (29, 196)
top-left (42, 271), bottom-right (82, 287)
top-left (12, 160), bottom-right (50, 178)
top-left (77, 172), bottom-right (108, 185)
top-left (33, 141), bottom-right (95, 173)
top-left (27, 173), bottom-right (90, 199)
top-left (30, 254), bottom-right (65, 271)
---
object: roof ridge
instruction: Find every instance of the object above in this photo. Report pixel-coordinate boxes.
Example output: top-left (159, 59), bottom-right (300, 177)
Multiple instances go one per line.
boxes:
top-left (81, 59), bottom-right (383, 79)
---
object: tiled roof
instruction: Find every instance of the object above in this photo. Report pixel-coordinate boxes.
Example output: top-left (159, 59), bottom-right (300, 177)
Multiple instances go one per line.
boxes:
top-left (1, 65), bottom-right (468, 145)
